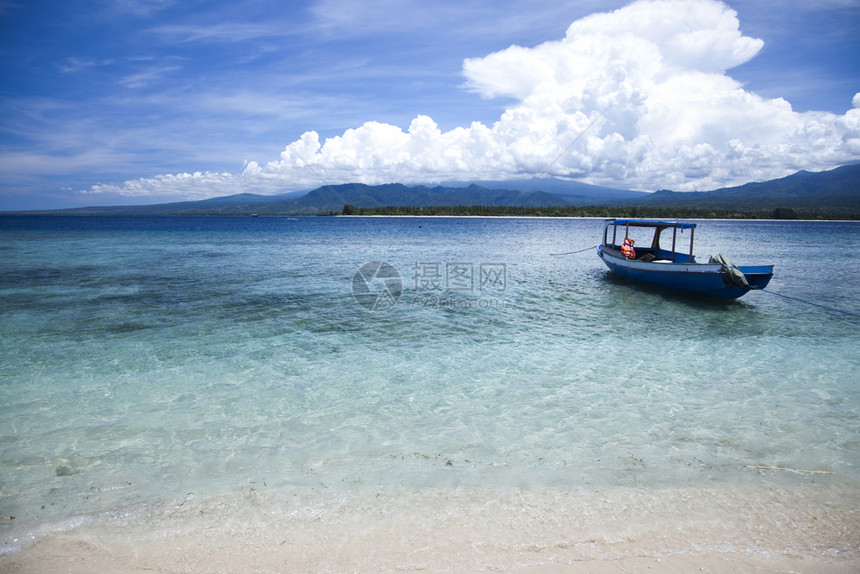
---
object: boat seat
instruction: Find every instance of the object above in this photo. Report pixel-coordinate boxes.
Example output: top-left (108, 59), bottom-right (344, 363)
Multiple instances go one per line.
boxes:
top-left (637, 253), bottom-right (656, 262)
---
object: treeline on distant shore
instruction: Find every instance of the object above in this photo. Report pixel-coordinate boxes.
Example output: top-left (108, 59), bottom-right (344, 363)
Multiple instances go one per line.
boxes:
top-left (340, 204), bottom-right (857, 220)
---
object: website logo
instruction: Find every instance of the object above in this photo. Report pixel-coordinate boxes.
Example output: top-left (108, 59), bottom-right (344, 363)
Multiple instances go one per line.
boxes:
top-left (352, 261), bottom-right (403, 311)
top-left (352, 260), bottom-right (507, 312)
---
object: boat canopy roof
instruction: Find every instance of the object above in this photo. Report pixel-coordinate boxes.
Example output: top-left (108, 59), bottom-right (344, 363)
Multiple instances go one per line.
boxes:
top-left (607, 219), bottom-right (697, 229)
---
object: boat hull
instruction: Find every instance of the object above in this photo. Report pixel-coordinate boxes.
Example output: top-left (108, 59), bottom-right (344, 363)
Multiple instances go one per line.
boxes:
top-left (598, 246), bottom-right (773, 299)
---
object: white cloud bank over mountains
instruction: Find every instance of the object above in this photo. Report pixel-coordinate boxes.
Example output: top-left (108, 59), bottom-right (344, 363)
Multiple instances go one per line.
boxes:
top-left (87, 0), bottom-right (860, 199)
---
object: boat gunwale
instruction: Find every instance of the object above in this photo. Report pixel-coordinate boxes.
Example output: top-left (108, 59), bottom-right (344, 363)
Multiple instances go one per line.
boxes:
top-left (599, 245), bottom-right (722, 273)
top-left (599, 245), bottom-right (772, 275)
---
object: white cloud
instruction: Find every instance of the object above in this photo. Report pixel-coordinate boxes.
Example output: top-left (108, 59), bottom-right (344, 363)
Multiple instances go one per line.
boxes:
top-left (86, 0), bottom-right (860, 199)
top-left (84, 171), bottom-right (239, 199)
top-left (119, 65), bottom-right (182, 89)
top-left (111, 0), bottom-right (177, 17)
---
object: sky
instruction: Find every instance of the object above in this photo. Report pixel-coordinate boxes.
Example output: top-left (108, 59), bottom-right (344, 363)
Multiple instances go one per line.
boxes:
top-left (1, 0), bottom-right (859, 210)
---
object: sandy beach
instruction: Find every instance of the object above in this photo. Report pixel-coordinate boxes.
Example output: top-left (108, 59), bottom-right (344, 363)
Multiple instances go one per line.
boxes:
top-left (2, 545), bottom-right (857, 574)
top-left (2, 484), bottom-right (857, 573)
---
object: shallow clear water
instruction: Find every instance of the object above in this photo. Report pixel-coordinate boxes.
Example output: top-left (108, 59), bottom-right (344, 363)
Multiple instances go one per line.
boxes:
top-left (1, 215), bottom-right (858, 561)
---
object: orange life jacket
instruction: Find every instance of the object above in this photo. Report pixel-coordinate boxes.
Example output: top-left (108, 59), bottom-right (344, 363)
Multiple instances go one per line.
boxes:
top-left (621, 238), bottom-right (636, 259)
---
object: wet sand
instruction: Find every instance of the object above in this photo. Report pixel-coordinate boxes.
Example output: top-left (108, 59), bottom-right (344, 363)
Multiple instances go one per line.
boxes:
top-left (2, 484), bottom-right (857, 573)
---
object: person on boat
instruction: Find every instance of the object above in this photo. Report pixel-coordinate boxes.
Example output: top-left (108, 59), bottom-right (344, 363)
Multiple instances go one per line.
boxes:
top-left (621, 238), bottom-right (636, 259)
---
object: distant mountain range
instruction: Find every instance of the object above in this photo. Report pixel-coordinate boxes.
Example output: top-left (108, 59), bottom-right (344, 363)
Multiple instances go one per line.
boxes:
top-left (635, 164), bottom-right (860, 212)
top-left (6, 164), bottom-right (859, 216)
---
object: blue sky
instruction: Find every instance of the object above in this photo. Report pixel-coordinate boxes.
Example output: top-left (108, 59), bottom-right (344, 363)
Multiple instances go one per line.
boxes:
top-left (1, 0), bottom-right (858, 210)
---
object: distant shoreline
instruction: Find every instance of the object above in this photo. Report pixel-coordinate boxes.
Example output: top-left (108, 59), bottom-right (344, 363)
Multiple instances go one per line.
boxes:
top-left (2, 212), bottom-right (858, 222)
top-left (335, 214), bottom-right (860, 223)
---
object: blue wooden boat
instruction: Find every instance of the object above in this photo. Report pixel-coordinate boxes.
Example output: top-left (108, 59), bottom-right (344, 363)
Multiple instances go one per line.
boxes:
top-left (597, 219), bottom-right (773, 299)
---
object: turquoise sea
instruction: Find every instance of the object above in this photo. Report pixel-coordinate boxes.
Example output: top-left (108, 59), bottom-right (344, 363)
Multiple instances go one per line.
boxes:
top-left (1, 215), bottom-right (858, 569)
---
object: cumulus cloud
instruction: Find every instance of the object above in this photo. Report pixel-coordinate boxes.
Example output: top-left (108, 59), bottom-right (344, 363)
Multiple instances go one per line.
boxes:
top-left (87, 0), bottom-right (860, 198)
top-left (84, 171), bottom-right (238, 199)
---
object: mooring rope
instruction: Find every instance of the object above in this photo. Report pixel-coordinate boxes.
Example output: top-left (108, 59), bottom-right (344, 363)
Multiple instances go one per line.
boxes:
top-left (550, 244), bottom-right (599, 256)
top-left (762, 289), bottom-right (860, 318)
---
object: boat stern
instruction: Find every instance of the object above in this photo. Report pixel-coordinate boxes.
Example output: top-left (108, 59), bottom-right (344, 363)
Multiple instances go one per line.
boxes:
top-left (740, 265), bottom-right (774, 290)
